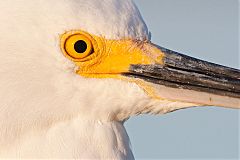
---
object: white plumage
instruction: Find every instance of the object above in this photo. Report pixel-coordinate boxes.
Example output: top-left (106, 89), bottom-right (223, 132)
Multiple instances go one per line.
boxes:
top-left (0, 0), bottom-right (189, 158)
top-left (0, 0), bottom-right (239, 159)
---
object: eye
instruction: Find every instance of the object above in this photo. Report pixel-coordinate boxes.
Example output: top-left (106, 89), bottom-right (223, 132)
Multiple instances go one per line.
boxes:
top-left (64, 34), bottom-right (93, 59)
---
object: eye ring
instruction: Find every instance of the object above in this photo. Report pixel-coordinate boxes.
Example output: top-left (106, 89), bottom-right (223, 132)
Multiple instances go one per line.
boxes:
top-left (63, 34), bottom-right (93, 60)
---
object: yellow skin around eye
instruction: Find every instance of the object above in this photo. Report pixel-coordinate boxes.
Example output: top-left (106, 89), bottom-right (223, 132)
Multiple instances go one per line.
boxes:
top-left (61, 30), bottom-right (164, 74)
top-left (60, 30), bottom-right (166, 100)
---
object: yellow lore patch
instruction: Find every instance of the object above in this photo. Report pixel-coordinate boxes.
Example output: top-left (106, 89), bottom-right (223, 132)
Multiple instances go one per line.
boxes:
top-left (60, 30), bottom-right (165, 75)
top-left (60, 30), bottom-right (166, 99)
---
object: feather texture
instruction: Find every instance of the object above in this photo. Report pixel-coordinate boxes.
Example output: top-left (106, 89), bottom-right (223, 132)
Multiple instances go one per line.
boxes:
top-left (0, 0), bottom-right (193, 158)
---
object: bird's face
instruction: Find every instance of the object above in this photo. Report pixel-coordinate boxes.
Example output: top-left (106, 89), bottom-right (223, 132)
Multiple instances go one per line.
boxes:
top-left (0, 0), bottom-right (239, 128)
top-left (59, 30), bottom-right (240, 112)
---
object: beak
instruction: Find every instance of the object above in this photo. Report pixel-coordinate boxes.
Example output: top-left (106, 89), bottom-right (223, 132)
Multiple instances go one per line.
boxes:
top-left (122, 44), bottom-right (240, 109)
top-left (68, 32), bottom-right (240, 109)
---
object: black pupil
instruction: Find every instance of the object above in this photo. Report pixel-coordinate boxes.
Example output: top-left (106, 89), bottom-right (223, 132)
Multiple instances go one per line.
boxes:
top-left (74, 40), bottom-right (87, 53)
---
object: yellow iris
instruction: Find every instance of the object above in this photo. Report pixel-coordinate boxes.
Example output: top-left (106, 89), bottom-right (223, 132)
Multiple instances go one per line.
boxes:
top-left (62, 32), bottom-right (94, 61)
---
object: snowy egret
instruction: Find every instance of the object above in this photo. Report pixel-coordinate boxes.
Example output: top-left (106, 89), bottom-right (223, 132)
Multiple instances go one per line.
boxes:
top-left (0, 0), bottom-right (239, 159)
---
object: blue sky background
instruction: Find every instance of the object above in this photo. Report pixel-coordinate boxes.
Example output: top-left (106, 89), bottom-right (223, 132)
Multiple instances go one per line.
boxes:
top-left (125, 0), bottom-right (239, 159)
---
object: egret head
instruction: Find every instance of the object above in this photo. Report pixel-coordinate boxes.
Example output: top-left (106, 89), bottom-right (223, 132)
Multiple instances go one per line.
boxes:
top-left (0, 0), bottom-right (239, 132)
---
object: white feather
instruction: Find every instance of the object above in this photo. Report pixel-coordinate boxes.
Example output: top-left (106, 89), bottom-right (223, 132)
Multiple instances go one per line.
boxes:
top-left (0, 0), bottom-right (193, 159)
